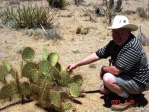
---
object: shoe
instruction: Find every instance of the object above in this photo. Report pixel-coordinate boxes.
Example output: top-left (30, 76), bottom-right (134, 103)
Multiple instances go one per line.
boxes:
top-left (111, 102), bottom-right (132, 111)
top-left (131, 93), bottom-right (148, 107)
top-left (111, 96), bottom-right (134, 111)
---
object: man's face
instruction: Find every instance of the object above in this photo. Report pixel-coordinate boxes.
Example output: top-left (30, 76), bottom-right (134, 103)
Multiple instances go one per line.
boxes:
top-left (112, 28), bottom-right (131, 47)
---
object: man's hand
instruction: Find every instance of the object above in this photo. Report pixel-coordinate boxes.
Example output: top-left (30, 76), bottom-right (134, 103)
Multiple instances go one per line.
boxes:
top-left (100, 66), bottom-right (123, 77)
top-left (67, 63), bottom-right (77, 72)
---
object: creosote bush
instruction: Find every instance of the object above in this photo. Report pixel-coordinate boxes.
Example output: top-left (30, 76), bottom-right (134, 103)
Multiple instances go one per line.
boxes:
top-left (0, 47), bottom-right (83, 111)
top-left (0, 5), bottom-right (55, 28)
top-left (47, 0), bottom-right (66, 9)
top-left (99, 0), bottom-right (122, 25)
top-left (137, 7), bottom-right (149, 19)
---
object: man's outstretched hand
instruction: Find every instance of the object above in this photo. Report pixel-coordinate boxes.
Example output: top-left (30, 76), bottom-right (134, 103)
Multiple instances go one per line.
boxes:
top-left (67, 63), bottom-right (77, 71)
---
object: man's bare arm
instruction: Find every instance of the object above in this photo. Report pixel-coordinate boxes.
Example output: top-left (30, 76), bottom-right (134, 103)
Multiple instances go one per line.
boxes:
top-left (67, 53), bottom-right (100, 71)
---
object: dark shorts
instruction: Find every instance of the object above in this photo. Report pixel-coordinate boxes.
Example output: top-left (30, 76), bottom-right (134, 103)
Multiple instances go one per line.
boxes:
top-left (114, 73), bottom-right (146, 94)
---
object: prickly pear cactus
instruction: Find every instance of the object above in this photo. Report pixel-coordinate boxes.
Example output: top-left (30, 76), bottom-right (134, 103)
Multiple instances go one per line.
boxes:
top-left (47, 52), bottom-right (59, 66)
top-left (49, 90), bottom-right (61, 108)
top-left (42, 50), bottom-right (49, 61)
top-left (38, 60), bottom-right (50, 75)
top-left (0, 47), bottom-right (84, 111)
top-left (22, 47), bottom-right (35, 62)
top-left (22, 62), bottom-right (38, 78)
top-left (71, 75), bottom-right (83, 87)
top-left (0, 83), bottom-right (17, 100)
top-left (64, 102), bottom-right (73, 110)
top-left (68, 83), bottom-right (80, 97)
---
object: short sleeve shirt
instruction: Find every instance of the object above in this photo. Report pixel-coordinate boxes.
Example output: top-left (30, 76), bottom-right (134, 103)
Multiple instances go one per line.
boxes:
top-left (96, 34), bottom-right (149, 88)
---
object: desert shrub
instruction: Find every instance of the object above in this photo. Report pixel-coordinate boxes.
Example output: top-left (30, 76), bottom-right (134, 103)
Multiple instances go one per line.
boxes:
top-left (0, 5), bottom-right (55, 28)
top-left (25, 28), bottom-right (62, 40)
top-left (9, 0), bottom-right (20, 4)
top-left (123, 10), bottom-right (136, 15)
top-left (0, 47), bottom-right (83, 111)
top-left (47, 0), bottom-right (66, 9)
top-left (74, 0), bottom-right (84, 6)
top-left (136, 7), bottom-right (149, 19)
top-left (99, 0), bottom-right (122, 25)
top-left (137, 27), bottom-right (149, 46)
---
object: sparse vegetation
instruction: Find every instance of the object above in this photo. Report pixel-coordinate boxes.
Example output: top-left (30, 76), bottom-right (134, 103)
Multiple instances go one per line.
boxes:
top-left (137, 7), bottom-right (149, 19)
top-left (74, 0), bottom-right (84, 6)
top-left (137, 26), bottom-right (149, 46)
top-left (0, 5), bottom-right (55, 28)
top-left (47, 0), bottom-right (66, 9)
top-left (136, 0), bottom-right (149, 19)
top-left (99, 0), bottom-right (123, 25)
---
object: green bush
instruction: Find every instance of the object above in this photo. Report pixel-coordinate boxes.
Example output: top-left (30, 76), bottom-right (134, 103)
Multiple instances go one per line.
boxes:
top-left (137, 7), bottom-right (149, 19)
top-left (47, 0), bottom-right (66, 9)
top-left (0, 5), bottom-right (55, 28)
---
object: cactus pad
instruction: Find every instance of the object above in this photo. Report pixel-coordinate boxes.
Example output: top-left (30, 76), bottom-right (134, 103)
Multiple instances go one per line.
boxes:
top-left (64, 102), bottom-right (73, 110)
top-left (0, 83), bottom-right (17, 99)
top-left (72, 75), bottom-right (83, 87)
top-left (49, 90), bottom-right (61, 108)
top-left (47, 53), bottom-right (59, 66)
top-left (38, 60), bottom-right (50, 75)
top-left (42, 50), bottom-right (49, 60)
top-left (68, 83), bottom-right (80, 97)
top-left (0, 65), bottom-right (9, 82)
top-left (22, 47), bottom-right (35, 62)
top-left (59, 91), bottom-right (69, 100)
top-left (3, 60), bottom-right (11, 72)
top-left (19, 82), bottom-right (30, 96)
top-left (22, 62), bottom-right (38, 78)
top-left (59, 68), bottom-right (71, 86)
top-left (29, 69), bottom-right (39, 83)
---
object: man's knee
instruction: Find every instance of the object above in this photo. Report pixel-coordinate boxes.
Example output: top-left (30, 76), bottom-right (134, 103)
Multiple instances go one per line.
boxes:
top-left (103, 73), bottom-right (116, 85)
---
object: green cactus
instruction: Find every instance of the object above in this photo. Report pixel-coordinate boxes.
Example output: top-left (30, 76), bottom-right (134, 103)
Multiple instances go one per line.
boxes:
top-left (59, 91), bottom-right (69, 101)
top-left (0, 65), bottom-right (8, 83)
top-left (29, 69), bottom-right (39, 83)
top-left (3, 60), bottom-right (11, 72)
top-left (22, 47), bottom-right (35, 62)
top-left (64, 102), bottom-right (73, 110)
top-left (55, 62), bottom-right (61, 71)
top-left (68, 83), bottom-right (80, 97)
top-left (42, 50), bottom-right (49, 61)
top-left (49, 65), bottom-right (60, 80)
top-left (0, 47), bottom-right (83, 111)
top-left (71, 75), bottom-right (83, 87)
top-left (47, 52), bottom-right (59, 66)
top-left (49, 90), bottom-right (61, 108)
top-left (30, 84), bottom-right (41, 100)
top-left (0, 83), bottom-right (17, 100)
top-left (38, 99), bottom-right (52, 108)
top-left (38, 60), bottom-right (50, 75)
top-left (59, 69), bottom-right (71, 86)
top-left (22, 62), bottom-right (38, 78)
top-left (47, 0), bottom-right (66, 9)
top-left (19, 82), bottom-right (30, 96)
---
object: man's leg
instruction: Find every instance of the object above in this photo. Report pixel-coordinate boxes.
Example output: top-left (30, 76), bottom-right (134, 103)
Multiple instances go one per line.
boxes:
top-left (99, 84), bottom-right (111, 94)
top-left (102, 73), bottom-right (129, 98)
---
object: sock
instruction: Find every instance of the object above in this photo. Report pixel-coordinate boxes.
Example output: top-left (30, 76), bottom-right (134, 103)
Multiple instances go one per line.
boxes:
top-left (119, 92), bottom-right (129, 98)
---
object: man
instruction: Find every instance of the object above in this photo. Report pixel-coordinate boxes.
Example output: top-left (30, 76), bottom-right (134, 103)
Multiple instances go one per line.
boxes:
top-left (67, 15), bottom-right (149, 110)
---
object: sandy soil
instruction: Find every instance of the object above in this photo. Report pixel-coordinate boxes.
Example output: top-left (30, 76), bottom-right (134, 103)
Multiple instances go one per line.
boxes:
top-left (0, 0), bottom-right (149, 112)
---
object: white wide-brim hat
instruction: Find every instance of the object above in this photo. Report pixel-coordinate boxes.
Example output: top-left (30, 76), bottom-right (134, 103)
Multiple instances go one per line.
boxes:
top-left (107, 15), bottom-right (138, 31)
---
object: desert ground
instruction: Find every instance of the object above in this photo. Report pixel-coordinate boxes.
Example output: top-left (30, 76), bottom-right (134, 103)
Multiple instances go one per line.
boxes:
top-left (0, 0), bottom-right (149, 112)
